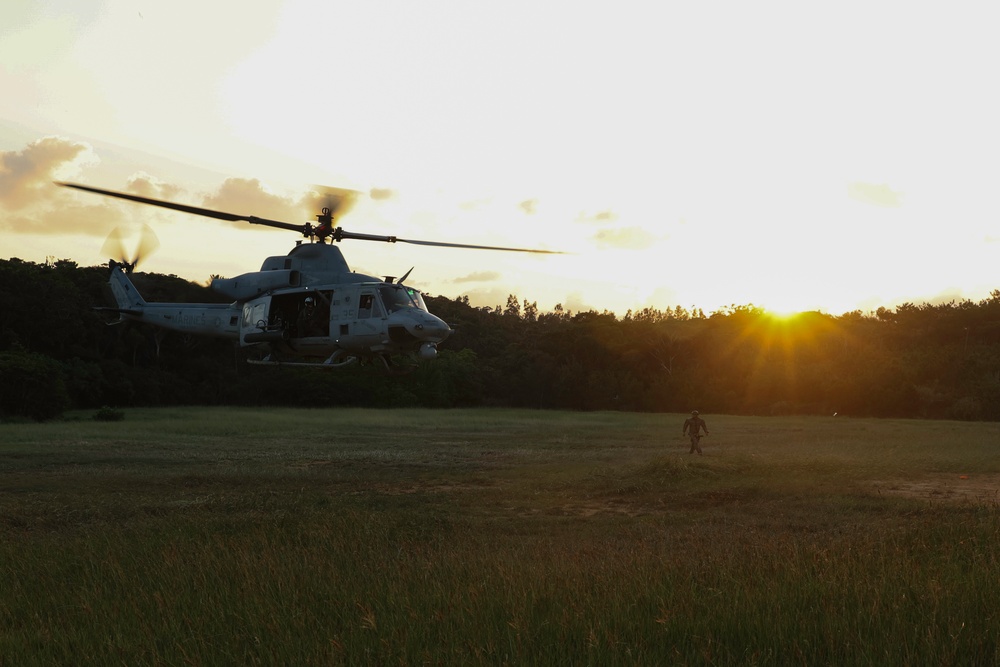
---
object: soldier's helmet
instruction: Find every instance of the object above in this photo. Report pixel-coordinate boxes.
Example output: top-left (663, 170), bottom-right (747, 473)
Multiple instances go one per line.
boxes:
top-left (691, 410), bottom-right (699, 416)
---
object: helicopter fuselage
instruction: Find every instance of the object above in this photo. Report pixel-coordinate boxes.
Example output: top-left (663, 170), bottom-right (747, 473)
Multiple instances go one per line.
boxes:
top-left (105, 243), bottom-right (451, 368)
top-left (238, 280), bottom-right (451, 366)
top-left (61, 178), bottom-right (559, 370)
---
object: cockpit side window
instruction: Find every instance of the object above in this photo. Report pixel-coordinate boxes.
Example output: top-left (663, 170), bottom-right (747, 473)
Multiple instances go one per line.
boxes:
top-left (408, 289), bottom-right (428, 311)
top-left (379, 284), bottom-right (428, 313)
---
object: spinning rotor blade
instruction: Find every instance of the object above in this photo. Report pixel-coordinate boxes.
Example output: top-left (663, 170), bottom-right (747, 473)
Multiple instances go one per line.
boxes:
top-left (57, 182), bottom-right (305, 235)
top-left (59, 181), bottom-right (566, 253)
top-left (100, 223), bottom-right (160, 270)
top-left (309, 185), bottom-right (358, 220)
top-left (100, 226), bottom-right (127, 262)
top-left (336, 230), bottom-right (564, 254)
top-left (134, 223), bottom-right (160, 264)
top-left (394, 237), bottom-right (563, 254)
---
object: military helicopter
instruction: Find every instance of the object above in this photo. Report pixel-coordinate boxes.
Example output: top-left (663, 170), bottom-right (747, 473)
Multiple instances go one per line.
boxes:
top-left (57, 181), bottom-right (561, 372)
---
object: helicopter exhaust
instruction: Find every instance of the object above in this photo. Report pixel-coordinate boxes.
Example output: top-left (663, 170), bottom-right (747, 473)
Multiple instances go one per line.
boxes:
top-left (212, 270), bottom-right (301, 301)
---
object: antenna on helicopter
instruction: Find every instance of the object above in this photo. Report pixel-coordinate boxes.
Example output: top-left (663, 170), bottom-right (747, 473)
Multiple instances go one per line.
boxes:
top-left (383, 268), bottom-right (414, 284)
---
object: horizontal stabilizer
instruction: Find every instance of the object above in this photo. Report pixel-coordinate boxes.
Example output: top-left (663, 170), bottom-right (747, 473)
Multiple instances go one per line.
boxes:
top-left (93, 306), bottom-right (143, 317)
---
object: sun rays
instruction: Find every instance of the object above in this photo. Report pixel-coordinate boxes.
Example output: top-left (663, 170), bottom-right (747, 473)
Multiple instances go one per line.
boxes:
top-left (708, 307), bottom-right (853, 414)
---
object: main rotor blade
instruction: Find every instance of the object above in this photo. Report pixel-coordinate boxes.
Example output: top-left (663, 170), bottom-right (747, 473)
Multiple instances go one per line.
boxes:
top-left (59, 181), bottom-right (566, 253)
top-left (337, 229), bottom-right (564, 254)
top-left (56, 182), bottom-right (305, 234)
top-left (396, 238), bottom-right (565, 254)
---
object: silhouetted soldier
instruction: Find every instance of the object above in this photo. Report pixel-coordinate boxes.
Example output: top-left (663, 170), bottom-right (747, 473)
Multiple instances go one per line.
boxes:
top-left (683, 410), bottom-right (709, 455)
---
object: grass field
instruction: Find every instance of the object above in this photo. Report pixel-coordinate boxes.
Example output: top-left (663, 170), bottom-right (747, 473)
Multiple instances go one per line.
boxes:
top-left (1, 408), bottom-right (998, 665)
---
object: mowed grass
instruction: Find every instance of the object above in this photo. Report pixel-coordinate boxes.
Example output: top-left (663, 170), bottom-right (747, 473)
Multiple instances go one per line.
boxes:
top-left (1, 408), bottom-right (998, 666)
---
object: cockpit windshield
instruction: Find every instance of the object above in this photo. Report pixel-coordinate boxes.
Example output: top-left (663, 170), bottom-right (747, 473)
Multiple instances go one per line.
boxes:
top-left (379, 284), bottom-right (428, 313)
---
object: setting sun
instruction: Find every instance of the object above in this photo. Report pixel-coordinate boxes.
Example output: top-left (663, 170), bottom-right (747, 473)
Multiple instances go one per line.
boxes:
top-left (765, 306), bottom-right (806, 320)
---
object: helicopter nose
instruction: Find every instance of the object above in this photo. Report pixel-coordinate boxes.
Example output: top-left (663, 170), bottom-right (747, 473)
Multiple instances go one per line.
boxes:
top-left (390, 312), bottom-right (451, 343)
top-left (414, 315), bottom-right (452, 342)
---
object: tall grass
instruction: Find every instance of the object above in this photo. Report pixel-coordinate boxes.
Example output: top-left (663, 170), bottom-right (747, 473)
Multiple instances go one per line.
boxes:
top-left (1, 408), bottom-right (998, 665)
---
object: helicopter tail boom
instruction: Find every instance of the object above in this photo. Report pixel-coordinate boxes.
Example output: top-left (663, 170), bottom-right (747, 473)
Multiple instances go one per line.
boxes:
top-left (106, 261), bottom-right (241, 338)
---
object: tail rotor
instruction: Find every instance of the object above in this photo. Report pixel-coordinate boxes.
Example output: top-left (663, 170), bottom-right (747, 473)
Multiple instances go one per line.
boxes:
top-left (101, 223), bottom-right (159, 273)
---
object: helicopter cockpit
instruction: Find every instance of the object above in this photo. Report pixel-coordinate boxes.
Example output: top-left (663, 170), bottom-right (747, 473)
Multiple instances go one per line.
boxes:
top-left (379, 283), bottom-right (429, 313)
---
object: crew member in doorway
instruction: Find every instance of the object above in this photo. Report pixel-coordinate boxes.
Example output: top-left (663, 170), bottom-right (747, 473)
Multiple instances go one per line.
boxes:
top-left (297, 295), bottom-right (328, 337)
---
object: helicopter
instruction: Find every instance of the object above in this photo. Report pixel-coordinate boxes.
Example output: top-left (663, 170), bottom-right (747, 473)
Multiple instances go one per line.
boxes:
top-left (57, 181), bottom-right (562, 372)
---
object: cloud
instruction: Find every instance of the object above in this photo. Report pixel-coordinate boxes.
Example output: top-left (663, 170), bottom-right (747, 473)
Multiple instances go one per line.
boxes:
top-left (126, 171), bottom-right (183, 201)
top-left (201, 177), bottom-right (305, 226)
top-left (369, 187), bottom-right (395, 201)
top-left (3, 198), bottom-right (126, 236)
top-left (592, 226), bottom-right (656, 250)
top-left (561, 292), bottom-right (597, 314)
top-left (0, 136), bottom-right (123, 235)
top-left (848, 181), bottom-right (902, 207)
top-left (519, 199), bottom-right (537, 215)
top-left (454, 286), bottom-right (509, 309)
top-left (452, 270), bottom-right (502, 284)
top-left (0, 136), bottom-right (97, 210)
top-left (577, 209), bottom-right (618, 224)
top-left (575, 207), bottom-right (658, 249)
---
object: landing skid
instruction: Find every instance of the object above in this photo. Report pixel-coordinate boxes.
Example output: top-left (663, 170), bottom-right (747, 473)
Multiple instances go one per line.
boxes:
top-left (247, 351), bottom-right (358, 369)
top-left (244, 351), bottom-right (417, 374)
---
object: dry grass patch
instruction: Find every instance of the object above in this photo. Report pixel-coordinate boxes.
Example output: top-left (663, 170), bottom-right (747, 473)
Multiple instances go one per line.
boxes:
top-left (874, 472), bottom-right (1000, 505)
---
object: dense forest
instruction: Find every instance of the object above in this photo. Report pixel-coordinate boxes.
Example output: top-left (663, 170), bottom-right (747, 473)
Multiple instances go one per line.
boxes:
top-left (3, 257), bottom-right (1000, 421)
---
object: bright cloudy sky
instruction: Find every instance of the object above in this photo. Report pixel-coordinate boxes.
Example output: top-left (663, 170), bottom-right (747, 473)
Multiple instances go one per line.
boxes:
top-left (2, 0), bottom-right (999, 316)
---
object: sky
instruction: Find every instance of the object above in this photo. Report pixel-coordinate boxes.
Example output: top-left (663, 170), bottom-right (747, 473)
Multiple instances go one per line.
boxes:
top-left (3, 0), bottom-right (1000, 317)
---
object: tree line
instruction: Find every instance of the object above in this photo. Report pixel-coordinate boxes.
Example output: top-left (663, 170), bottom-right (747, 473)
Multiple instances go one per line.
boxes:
top-left (2, 257), bottom-right (1000, 421)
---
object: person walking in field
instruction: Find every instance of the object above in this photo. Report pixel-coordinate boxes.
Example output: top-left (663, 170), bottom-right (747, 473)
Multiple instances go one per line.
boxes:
top-left (683, 410), bottom-right (709, 455)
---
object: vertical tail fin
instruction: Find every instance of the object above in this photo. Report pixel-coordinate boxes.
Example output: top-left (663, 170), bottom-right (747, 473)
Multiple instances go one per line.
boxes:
top-left (108, 260), bottom-right (146, 314)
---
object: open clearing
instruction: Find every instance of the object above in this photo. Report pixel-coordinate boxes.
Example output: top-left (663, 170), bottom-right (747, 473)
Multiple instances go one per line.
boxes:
top-left (874, 472), bottom-right (1000, 504)
top-left (1, 408), bottom-right (998, 665)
